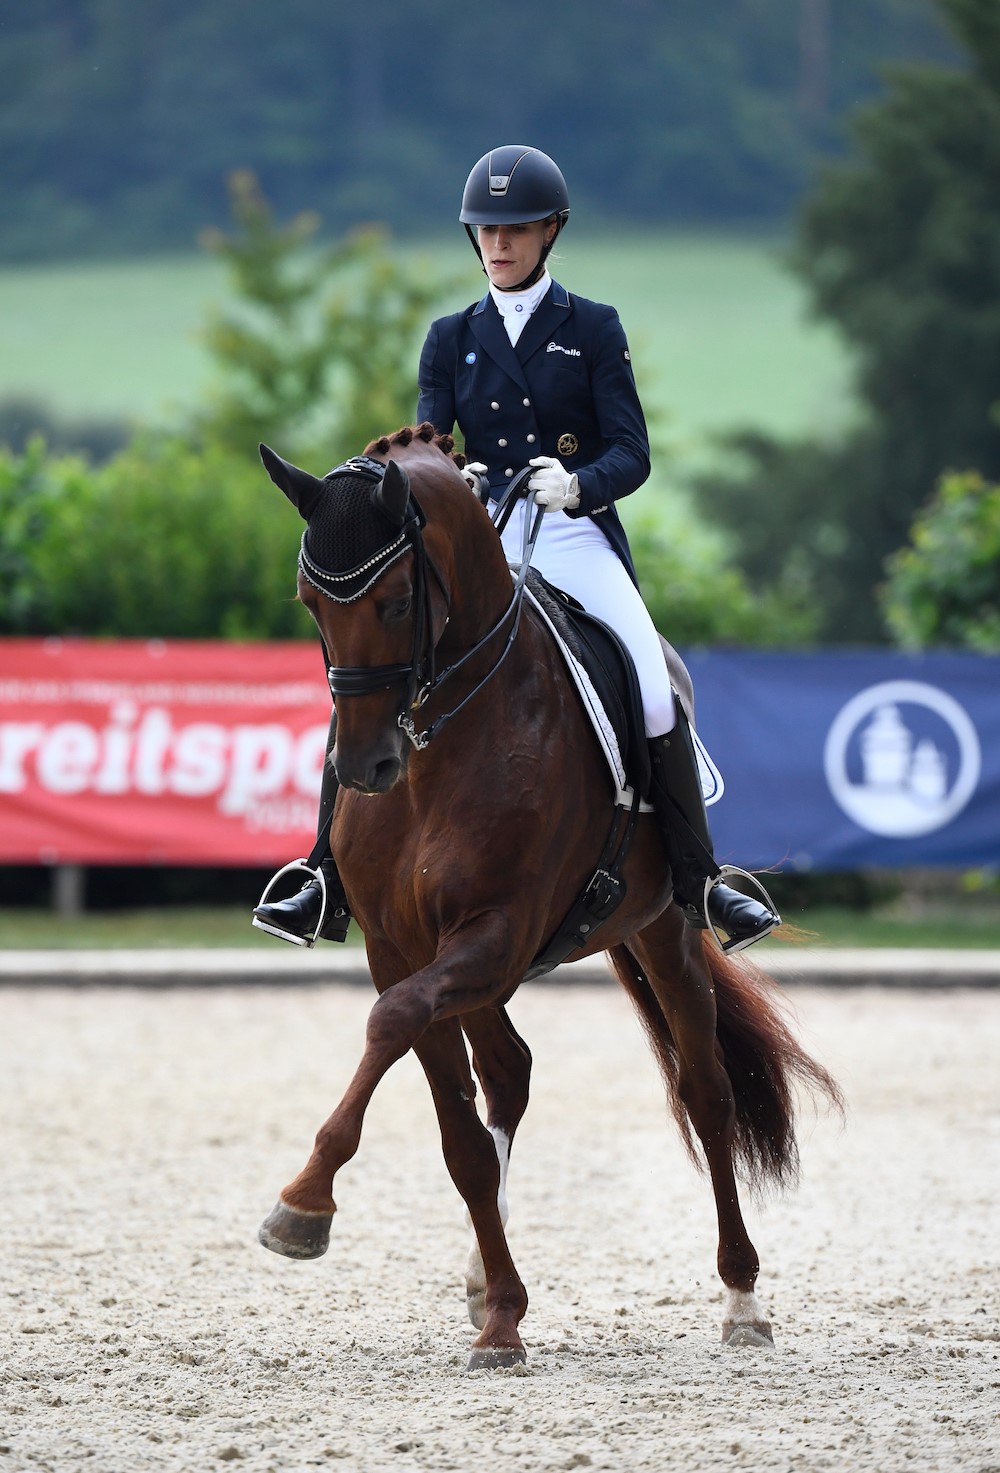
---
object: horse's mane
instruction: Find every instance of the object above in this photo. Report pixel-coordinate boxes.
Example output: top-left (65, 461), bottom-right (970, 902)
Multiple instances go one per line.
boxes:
top-left (364, 422), bottom-right (467, 469)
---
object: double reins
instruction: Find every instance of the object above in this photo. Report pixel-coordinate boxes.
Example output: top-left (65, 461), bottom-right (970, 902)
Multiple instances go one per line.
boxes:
top-left (326, 466), bottom-right (545, 751)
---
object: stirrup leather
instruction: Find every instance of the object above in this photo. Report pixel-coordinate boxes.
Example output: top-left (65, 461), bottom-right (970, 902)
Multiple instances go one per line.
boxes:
top-left (704, 865), bottom-right (781, 955)
top-left (251, 859), bottom-right (329, 948)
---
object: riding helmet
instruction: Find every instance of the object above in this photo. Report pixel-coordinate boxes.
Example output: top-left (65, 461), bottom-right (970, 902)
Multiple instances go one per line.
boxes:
top-left (460, 145), bottom-right (570, 229)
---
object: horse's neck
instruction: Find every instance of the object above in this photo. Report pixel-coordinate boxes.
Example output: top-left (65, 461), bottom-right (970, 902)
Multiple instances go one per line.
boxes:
top-left (429, 497), bottom-right (517, 653)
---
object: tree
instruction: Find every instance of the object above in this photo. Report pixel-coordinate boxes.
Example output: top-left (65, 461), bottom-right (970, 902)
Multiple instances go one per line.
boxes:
top-left (698, 0), bottom-right (1000, 641)
top-left (0, 0), bottom-right (952, 260)
top-left (880, 467), bottom-right (1000, 650)
top-left (196, 171), bottom-right (454, 466)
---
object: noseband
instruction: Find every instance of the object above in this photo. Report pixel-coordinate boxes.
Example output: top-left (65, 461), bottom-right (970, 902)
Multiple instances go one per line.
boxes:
top-left (311, 459), bottom-right (542, 751)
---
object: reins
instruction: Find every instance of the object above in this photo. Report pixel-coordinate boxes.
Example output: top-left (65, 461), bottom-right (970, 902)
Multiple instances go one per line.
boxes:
top-left (325, 465), bottom-right (545, 751)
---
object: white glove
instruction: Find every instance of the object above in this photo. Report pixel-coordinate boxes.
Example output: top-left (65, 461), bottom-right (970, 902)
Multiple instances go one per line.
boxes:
top-left (461, 461), bottom-right (488, 497)
top-left (527, 456), bottom-right (580, 512)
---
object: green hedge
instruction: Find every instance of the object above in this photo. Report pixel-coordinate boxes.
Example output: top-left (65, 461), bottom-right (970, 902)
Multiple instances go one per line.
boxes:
top-left (0, 437), bottom-right (816, 646)
top-left (0, 437), bottom-right (310, 640)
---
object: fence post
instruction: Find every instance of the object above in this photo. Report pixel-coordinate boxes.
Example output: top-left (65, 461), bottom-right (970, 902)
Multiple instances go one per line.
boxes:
top-left (52, 864), bottom-right (85, 918)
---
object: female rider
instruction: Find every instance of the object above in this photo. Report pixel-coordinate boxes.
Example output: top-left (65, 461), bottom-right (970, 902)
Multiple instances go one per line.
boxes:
top-left (253, 144), bottom-right (779, 951)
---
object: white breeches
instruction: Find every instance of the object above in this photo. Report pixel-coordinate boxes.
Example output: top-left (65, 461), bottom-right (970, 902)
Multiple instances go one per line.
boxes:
top-left (500, 504), bottom-right (676, 737)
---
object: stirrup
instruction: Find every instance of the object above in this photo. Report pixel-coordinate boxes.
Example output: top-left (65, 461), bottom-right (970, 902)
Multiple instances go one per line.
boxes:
top-left (704, 865), bottom-right (781, 955)
top-left (251, 858), bottom-right (328, 948)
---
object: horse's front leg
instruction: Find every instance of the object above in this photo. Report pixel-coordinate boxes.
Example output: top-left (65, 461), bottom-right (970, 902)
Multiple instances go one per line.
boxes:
top-left (459, 1007), bottom-right (532, 1329)
top-left (258, 922), bottom-right (520, 1263)
top-left (413, 1017), bottom-right (529, 1370)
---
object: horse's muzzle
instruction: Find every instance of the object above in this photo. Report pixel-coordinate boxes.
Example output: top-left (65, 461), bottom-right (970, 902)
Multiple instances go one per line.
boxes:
top-left (334, 745), bottom-right (407, 795)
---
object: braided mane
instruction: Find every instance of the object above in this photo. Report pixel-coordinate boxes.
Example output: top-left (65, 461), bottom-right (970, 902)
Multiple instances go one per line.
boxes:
top-left (364, 422), bottom-right (466, 469)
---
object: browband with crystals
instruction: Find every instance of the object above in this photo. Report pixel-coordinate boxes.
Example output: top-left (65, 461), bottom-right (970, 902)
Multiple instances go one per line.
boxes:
top-left (298, 527), bottom-right (411, 604)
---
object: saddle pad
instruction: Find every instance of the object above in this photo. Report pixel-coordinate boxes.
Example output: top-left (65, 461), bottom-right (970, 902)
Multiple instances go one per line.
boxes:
top-left (523, 575), bottom-right (724, 809)
top-left (524, 579), bottom-right (650, 808)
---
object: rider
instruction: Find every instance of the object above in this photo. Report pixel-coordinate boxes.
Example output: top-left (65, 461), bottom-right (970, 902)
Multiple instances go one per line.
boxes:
top-left (253, 144), bottom-right (780, 951)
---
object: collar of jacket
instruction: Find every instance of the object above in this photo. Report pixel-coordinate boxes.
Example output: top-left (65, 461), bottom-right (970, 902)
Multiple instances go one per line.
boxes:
top-left (469, 281), bottom-right (572, 394)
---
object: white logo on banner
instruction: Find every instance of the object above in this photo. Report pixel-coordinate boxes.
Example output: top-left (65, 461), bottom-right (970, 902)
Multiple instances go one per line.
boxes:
top-left (823, 680), bottom-right (981, 838)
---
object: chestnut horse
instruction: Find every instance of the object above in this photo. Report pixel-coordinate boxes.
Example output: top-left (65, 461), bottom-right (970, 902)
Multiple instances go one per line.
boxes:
top-left (257, 424), bottom-right (840, 1370)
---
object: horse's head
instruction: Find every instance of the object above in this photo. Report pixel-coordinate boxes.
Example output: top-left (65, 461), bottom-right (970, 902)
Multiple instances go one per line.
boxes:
top-left (261, 426), bottom-right (504, 795)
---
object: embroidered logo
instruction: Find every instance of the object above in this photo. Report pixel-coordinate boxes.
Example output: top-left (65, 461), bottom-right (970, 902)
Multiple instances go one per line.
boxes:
top-left (547, 342), bottom-right (581, 357)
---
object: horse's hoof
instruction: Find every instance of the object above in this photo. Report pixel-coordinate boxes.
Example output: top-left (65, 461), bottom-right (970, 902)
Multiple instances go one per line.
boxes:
top-left (258, 1199), bottom-right (333, 1259)
top-left (722, 1318), bottom-right (774, 1349)
top-left (466, 1345), bottom-right (528, 1372)
top-left (466, 1289), bottom-right (487, 1330)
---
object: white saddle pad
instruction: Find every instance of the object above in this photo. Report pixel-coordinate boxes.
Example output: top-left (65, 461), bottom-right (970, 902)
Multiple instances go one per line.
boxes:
top-left (524, 585), bottom-right (725, 810)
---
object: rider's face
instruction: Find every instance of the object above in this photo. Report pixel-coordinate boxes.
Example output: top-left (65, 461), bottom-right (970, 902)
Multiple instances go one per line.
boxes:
top-left (476, 217), bottom-right (557, 289)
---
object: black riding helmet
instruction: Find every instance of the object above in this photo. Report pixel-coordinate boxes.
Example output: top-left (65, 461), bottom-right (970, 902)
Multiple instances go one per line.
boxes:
top-left (460, 145), bottom-right (570, 289)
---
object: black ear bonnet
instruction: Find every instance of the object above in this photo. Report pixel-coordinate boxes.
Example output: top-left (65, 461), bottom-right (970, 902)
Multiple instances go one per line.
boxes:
top-left (298, 457), bottom-right (424, 604)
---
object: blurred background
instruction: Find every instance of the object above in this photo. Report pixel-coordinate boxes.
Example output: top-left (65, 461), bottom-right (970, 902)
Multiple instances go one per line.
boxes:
top-left (1, 0), bottom-right (998, 944)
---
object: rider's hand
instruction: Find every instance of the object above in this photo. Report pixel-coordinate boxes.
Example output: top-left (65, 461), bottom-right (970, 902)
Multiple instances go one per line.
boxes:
top-left (461, 461), bottom-right (488, 497)
top-left (527, 456), bottom-right (580, 512)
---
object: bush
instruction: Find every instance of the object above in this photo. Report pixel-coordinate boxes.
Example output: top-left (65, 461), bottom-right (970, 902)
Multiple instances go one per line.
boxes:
top-left (0, 437), bottom-right (312, 640)
top-left (628, 510), bottom-right (820, 647)
top-left (881, 468), bottom-right (1000, 649)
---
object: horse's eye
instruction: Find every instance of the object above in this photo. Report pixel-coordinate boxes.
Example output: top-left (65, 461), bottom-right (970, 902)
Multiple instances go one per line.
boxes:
top-left (383, 596), bottom-right (412, 624)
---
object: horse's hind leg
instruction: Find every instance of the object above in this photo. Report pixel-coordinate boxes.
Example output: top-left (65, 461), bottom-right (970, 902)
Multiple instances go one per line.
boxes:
top-left (460, 1006), bottom-right (532, 1329)
top-left (413, 1017), bottom-right (529, 1369)
top-left (614, 912), bottom-right (774, 1348)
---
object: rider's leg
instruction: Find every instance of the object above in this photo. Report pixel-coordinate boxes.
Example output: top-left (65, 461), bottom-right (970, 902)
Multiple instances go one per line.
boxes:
top-left (646, 703), bottom-right (778, 946)
top-left (515, 517), bottom-right (778, 947)
top-left (252, 709), bottom-right (353, 945)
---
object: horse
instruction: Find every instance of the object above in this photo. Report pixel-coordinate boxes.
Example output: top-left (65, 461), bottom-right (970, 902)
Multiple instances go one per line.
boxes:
top-left (256, 422), bottom-right (841, 1370)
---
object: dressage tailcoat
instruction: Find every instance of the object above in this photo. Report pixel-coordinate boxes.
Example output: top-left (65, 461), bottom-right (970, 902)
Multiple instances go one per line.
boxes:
top-left (416, 279), bottom-right (650, 586)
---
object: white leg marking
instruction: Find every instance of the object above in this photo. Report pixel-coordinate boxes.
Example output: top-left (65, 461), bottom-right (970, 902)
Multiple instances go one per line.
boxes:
top-left (722, 1287), bottom-right (774, 1348)
top-left (464, 1128), bottom-right (510, 1329)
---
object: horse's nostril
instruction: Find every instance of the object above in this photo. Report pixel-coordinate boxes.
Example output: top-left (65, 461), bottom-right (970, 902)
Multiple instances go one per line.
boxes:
top-left (366, 757), bottom-right (402, 794)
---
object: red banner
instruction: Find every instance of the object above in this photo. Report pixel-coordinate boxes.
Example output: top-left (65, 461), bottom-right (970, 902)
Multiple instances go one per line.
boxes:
top-left (0, 639), bottom-right (330, 865)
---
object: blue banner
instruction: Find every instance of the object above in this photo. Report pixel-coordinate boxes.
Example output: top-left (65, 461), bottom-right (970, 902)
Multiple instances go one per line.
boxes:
top-left (683, 650), bottom-right (1000, 871)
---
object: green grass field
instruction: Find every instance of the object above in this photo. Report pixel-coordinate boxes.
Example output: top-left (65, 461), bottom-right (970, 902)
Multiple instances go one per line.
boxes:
top-left (0, 232), bottom-right (855, 474)
top-left (0, 902), bottom-right (996, 951)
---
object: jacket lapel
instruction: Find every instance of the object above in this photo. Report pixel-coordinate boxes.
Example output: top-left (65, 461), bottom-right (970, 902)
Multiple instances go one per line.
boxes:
top-left (514, 280), bottom-right (572, 366)
top-left (468, 295), bottom-right (530, 395)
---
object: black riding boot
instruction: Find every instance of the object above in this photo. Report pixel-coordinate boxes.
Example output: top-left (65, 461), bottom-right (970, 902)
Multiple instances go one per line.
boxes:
top-left (647, 712), bottom-right (780, 951)
top-left (252, 713), bottom-right (353, 945)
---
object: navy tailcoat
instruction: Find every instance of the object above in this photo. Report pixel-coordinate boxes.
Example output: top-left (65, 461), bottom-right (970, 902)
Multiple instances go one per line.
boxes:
top-left (416, 279), bottom-right (650, 586)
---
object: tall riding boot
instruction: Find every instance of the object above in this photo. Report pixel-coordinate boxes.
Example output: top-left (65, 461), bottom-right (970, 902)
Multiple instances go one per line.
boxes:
top-left (647, 709), bottom-right (780, 951)
top-left (252, 711), bottom-right (353, 945)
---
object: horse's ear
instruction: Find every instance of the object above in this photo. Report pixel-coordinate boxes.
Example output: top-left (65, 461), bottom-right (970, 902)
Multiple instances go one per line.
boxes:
top-left (375, 459), bottom-right (411, 527)
top-left (259, 443), bottom-right (325, 521)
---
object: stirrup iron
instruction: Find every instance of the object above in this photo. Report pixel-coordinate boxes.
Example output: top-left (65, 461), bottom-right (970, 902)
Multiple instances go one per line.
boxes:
top-left (704, 865), bottom-right (781, 955)
top-left (251, 859), bottom-right (329, 948)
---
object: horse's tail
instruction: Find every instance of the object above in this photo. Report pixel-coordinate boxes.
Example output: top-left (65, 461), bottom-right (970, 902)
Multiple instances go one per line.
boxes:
top-left (607, 936), bottom-right (843, 1192)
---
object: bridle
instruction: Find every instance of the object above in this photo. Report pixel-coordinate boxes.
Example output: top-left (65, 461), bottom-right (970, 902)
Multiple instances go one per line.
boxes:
top-left (319, 461), bottom-right (544, 751)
